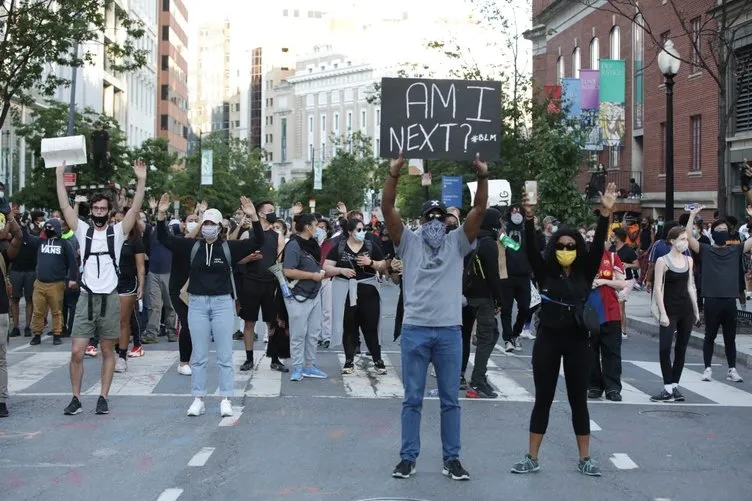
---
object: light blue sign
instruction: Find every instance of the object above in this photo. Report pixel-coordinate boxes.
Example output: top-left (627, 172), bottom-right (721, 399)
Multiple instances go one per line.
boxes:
top-left (442, 176), bottom-right (463, 207)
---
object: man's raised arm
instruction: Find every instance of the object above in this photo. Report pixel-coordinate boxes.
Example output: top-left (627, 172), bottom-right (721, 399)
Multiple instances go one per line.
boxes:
top-left (462, 153), bottom-right (488, 243)
top-left (382, 153), bottom-right (405, 246)
top-left (55, 163), bottom-right (79, 232)
top-left (121, 160), bottom-right (148, 236)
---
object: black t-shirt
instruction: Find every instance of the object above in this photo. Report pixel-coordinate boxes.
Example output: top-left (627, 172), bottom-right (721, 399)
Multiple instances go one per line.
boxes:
top-left (380, 238), bottom-right (395, 260)
top-left (91, 130), bottom-right (109, 154)
top-left (639, 228), bottom-right (652, 251)
top-left (616, 245), bottom-right (638, 280)
top-left (11, 233), bottom-right (37, 272)
top-left (119, 237), bottom-right (145, 279)
top-left (326, 239), bottom-right (384, 281)
top-left (0, 250), bottom-right (10, 314)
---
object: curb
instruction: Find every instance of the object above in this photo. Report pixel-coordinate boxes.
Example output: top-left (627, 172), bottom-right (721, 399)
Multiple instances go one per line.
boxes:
top-left (627, 316), bottom-right (752, 369)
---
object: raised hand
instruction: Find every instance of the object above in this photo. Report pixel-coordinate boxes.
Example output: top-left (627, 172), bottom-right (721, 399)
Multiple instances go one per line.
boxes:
top-left (472, 153), bottom-right (488, 177)
top-left (133, 159), bottom-right (147, 182)
top-left (337, 201), bottom-right (347, 214)
top-left (148, 196), bottom-right (158, 210)
top-left (157, 193), bottom-right (170, 213)
top-left (520, 188), bottom-right (536, 219)
top-left (599, 182), bottom-right (618, 211)
top-left (56, 161), bottom-right (67, 176)
top-left (390, 152), bottom-right (405, 177)
top-left (240, 196), bottom-right (257, 219)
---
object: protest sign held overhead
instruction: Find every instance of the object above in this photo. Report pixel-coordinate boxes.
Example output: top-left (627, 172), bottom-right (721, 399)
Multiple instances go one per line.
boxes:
top-left (379, 77), bottom-right (502, 161)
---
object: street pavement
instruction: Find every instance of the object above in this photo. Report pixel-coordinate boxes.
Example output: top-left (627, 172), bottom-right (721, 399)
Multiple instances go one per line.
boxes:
top-left (1, 283), bottom-right (751, 501)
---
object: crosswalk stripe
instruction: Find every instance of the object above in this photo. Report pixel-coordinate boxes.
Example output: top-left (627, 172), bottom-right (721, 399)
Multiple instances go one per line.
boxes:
top-left (245, 358), bottom-right (282, 398)
top-left (558, 360), bottom-right (651, 405)
top-left (7, 353), bottom-right (70, 393)
top-left (86, 351), bottom-right (179, 396)
top-left (485, 359), bottom-right (535, 401)
top-left (337, 353), bottom-right (403, 398)
top-left (630, 361), bottom-right (752, 407)
top-left (212, 351), bottom-right (248, 397)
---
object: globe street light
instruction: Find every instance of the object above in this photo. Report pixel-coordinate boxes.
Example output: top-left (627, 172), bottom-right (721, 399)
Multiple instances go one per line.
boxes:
top-left (657, 39), bottom-right (681, 219)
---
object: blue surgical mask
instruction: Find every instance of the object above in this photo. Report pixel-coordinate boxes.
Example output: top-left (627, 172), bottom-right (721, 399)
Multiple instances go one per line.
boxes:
top-left (354, 230), bottom-right (366, 242)
top-left (315, 227), bottom-right (326, 242)
top-left (201, 225), bottom-right (220, 240)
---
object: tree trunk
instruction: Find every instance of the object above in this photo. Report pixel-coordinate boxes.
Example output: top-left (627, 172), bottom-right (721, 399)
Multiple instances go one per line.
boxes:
top-left (0, 99), bottom-right (12, 133)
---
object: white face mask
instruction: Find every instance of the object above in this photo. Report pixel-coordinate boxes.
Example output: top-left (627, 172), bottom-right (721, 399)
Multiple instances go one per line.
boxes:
top-left (0, 191), bottom-right (5, 199)
top-left (511, 213), bottom-right (523, 225)
top-left (201, 225), bottom-right (220, 240)
top-left (551, 225), bottom-right (559, 234)
top-left (186, 221), bottom-right (198, 233)
top-left (674, 240), bottom-right (689, 253)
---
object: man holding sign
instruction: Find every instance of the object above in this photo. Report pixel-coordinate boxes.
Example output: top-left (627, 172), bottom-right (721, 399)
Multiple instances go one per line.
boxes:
top-left (384, 151), bottom-right (488, 481)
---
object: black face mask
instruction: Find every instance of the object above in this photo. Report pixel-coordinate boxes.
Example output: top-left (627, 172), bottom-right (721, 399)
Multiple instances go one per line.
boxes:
top-left (91, 214), bottom-right (108, 227)
top-left (445, 224), bottom-right (459, 233)
top-left (265, 212), bottom-right (277, 223)
top-left (712, 230), bottom-right (730, 245)
top-left (44, 228), bottom-right (57, 238)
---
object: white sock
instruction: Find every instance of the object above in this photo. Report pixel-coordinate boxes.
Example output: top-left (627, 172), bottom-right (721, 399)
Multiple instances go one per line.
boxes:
top-left (664, 384), bottom-right (673, 393)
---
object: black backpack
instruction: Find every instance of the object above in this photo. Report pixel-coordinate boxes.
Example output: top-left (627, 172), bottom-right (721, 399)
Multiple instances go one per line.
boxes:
top-left (462, 245), bottom-right (483, 295)
top-left (83, 224), bottom-right (119, 277)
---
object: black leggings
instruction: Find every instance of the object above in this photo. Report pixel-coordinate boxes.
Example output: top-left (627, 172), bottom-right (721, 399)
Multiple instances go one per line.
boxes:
top-left (343, 284), bottom-right (381, 362)
top-left (170, 294), bottom-right (192, 363)
top-left (461, 304), bottom-right (476, 375)
top-left (658, 312), bottom-right (693, 384)
top-left (530, 326), bottom-right (591, 436)
top-left (703, 297), bottom-right (737, 368)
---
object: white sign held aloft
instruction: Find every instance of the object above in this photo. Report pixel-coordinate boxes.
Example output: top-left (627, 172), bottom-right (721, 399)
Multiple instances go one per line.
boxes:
top-left (200, 150), bottom-right (213, 186)
top-left (41, 135), bottom-right (87, 168)
top-left (467, 179), bottom-right (512, 207)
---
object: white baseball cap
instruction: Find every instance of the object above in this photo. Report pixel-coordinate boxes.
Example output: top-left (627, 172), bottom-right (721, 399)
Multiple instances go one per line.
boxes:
top-left (201, 208), bottom-right (222, 225)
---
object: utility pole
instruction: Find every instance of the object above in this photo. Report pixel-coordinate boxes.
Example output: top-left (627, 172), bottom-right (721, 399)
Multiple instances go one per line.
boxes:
top-left (66, 44), bottom-right (79, 174)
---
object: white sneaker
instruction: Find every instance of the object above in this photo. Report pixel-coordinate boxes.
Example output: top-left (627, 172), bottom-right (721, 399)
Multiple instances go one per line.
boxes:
top-left (727, 368), bottom-right (743, 383)
top-left (115, 357), bottom-right (127, 373)
top-left (220, 399), bottom-right (233, 417)
top-left (504, 341), bottom-right (515, 353)
top-left (177, 364), bottom-right (192, 376)
top-left (621, 332), bottom-right (628, 340)
top-left (520, 329), bottom-right (536, 340)
top-left (702, 367), bottom-right (712, 381)
top-left (187, 398), bottom-right (205, 416)
top-left (513, 338), bottom-right (523, 351)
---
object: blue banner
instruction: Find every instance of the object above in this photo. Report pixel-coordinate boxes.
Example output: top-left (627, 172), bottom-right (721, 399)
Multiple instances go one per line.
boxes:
top-left (562, 78), bottom-right (581, 118)
top-left (442, 176), bottom-right (463, 207)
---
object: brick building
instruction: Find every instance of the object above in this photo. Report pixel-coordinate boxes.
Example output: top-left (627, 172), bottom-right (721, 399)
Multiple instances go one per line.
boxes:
top-left (525, 0), bottom-right (752, 221)
top-left (157, 0), bottom-right (190, 157)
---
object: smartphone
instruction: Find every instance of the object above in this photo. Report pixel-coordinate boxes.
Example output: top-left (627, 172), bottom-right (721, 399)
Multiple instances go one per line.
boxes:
top-left (524, 181), bottom-right (538, 205)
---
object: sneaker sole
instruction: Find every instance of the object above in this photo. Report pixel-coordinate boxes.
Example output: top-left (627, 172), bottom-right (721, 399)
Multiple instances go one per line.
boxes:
top-left (578, 468), bottom-right (602, 477)
top-left (96, 408), bottom-right (109, 415)
top-left (649, 398), bottom-right (674, 402)
top-left (511, 467), bottom-right (540, 474)
top-left (302, 374), bottom-right (327, 379)
top-left (64, 408), bottom-right (83, 415)
top-left (726, 377), bottom-right (744, 383)
top-left (187, 409), bottom-right (205, 417)
top-left (392, 468), bottom-right (416, 479)
top-left (441, 468), bottom-right (470, 480)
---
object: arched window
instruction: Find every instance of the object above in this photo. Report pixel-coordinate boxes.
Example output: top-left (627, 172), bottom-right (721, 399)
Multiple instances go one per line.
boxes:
top-left (610, 26), bottom-right (621, 59)
top-left (557, 56), bottom-right (565, 83)
top-left (572, 47), bottom-right (581, 78)
top-left (590, 37), bottom-right (600, 69)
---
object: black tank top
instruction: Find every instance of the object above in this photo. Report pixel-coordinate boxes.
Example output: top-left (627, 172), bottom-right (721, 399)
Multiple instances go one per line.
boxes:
top-left (244, 228), bottom-right (278, 281)
top-left (662, 255), bottom-right (692, 316)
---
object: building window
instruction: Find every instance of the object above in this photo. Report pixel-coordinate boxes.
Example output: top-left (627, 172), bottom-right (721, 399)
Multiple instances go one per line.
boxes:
top-left (572, 47), bottom-right (581, 78)
top-left (376, 108), bottom-right (381, 126)
top-left (609, 146), bottom-right (620, 168)
top-left (361, 109), bottom-right (367, 130)
top-left (160, 115), bottom-right (168, 130)
top-left (321, 142), bottom-right (326, 159)
top-left (375, 138), bottom-right (380, 158)
top-left (334, 112), bottom-right (339, 133)
top-left (660, 122), bottom-right (666, 174)
top-left (281, 118), bottom-right (287, 162)
top-left (610, 26), bottom-right (620, 59)
top-left (161, 25), bottom-right (169, 41)
top-left (268, 133), bottom-right (273, 143)
top-left (691, 115), bottom-right (702, 171)
top-left (691, 17), bottom-right (701, 71)
top-left (161, 85), bottom-right (168, 100)
top-left (161, 55), bottom-right (168, 70)
top-left (268, 152), bottom-right (273, 162)
top-left (590, 38), bottom-right (599, 70)
top-left (162, 0), bottom-right (169, 11)
top-left (308, 143), bottom-right (313, 162)
top-left (269, 115), bottom-right (273, 125)
top-left (347, 111), bottom-right (352, 132)
top-left (556, 56), bottom-right (564, 83)
top-left (321, 114), bottom-right (326, 133)
top-left (633, 15), bottom-right (644, 130)
top-left (308, 115), bottom-right (313, 133)
top-left (735, 45), bottom-right (752, 132)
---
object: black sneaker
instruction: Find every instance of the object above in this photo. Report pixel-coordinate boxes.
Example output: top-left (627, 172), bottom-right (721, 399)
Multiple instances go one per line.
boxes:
top-left (64, 396), bottom-right (83, 415)
top-left (95, 396), bottom-right (109, 415)
top-left (342, 360), bottom-right (354, 374)
top-left (467, 381), bottom-right (497, 399)
top-left (322, 340), bottom-right (330, 349)
top-left (672, 388), bottom-right (685, 402)
top-left (29, 335), bottom-right (41, 346)
top-left (442, 459), bottom-right (470, 481)
top-left (53, 336), bottom-right (62, 346)
top-left (374, 360), bottom-right (387, 375)
top-left (605, 391), bottom-right (622, 402)
top-left (650, 389), bottom-right (674, 402)
top-left (270, 361), bottom-right (289, 373)
top-left (0, 402), bottom-right (8, 417)
top-left (23, 327), bottom-right (32, 337)
top-left (9, 327), bottom-right (20, 338)
top-left (392, 459), bottom-right (416, 479)
top-left (240, 360), bottom-right (254, 371)
top-left (588, 389), bottom-right (603, 399)
top-left (232, 331), bottom-right (243, 341)
top-left (459, 375), bottom-right (468, 391)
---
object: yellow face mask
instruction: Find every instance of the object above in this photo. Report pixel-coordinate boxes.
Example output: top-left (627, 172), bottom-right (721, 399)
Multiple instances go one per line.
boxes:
top-left (556, 249), bottom-right (577, 267)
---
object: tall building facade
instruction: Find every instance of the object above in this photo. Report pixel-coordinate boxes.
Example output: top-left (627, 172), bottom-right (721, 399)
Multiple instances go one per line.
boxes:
top-left (525, 0), bottom-right (752, 218)
top-left (126, 0), bottom-right (158, 150)
top-left (157, 0), bottom-right (189, 156)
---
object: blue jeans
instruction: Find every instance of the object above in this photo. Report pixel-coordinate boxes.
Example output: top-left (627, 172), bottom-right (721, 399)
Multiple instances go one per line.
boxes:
top-left (400, 324), bottom-right (462, 462)
top-left (187, 295), bottom-right (235, 397)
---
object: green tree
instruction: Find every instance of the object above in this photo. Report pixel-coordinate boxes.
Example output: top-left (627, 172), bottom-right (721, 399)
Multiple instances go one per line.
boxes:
top-left (130, 137), bottom-right (179, 200)
top-left (170, 134), bottom-right (271, 215)
top-left (12, 100), bottom-right (130, 209)
top-left (0, 0), bottom-right (147, 130)
top-left (276, 178), bottom-right (310, 212)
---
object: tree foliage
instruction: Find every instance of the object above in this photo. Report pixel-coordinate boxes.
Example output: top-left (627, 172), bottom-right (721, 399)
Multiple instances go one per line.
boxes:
top-left (0, 0), bottom-right (148, 130)
top-left (170, 134), bottom-right (271, 215)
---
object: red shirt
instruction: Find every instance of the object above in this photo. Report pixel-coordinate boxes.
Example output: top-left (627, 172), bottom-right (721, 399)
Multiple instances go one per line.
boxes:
top-left (596, 251), bottom-right (624, 323)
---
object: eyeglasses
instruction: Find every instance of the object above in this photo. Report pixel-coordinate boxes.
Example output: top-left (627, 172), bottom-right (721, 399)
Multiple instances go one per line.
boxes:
top-left (555, 242), bottom-right (577, 251)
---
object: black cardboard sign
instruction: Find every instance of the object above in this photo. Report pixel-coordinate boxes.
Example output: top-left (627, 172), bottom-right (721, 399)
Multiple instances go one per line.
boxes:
top-left (379, 77), bottom-right (502, 161)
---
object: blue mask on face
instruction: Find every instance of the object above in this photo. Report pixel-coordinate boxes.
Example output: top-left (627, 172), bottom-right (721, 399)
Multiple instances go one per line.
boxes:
top-left (421, 219), bottom-right (446, 251)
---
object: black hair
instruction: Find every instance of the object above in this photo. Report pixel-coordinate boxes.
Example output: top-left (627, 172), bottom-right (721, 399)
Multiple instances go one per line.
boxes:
top-left (542, 226), bottom-right (589, 275)
top-left (319, 218), bottom-right (332, 234)
top-left (255, 200), bottom-right (274, 213)
top-left (711, 218), bottom-right (728, 232)
top-left (90, 193), bottom-right (112, 211)
top-left (30, 210), bottom-right (45, 221)
top-left (612, 228), bottom-right (627, 242)
top-left (294, 213), bottom-right (317, 233)
top-left (345, 217), bottom-right (364, 235)
top-left (678, 213), bottom-right (690, 226)
top-left (726, 215), bottom-right (738, 228)
top-left (274, 219), bottom-right (288, 234)
top-left (656, 220), bottom-right (679, 240)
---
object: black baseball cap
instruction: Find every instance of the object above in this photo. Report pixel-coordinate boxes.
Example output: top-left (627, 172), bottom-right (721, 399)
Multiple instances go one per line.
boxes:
top-left (421, 200), bottom-right (447, 218)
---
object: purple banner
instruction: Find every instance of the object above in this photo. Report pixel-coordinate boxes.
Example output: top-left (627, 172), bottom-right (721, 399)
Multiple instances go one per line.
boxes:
top-left (579, 70), bottom-right (600, 110)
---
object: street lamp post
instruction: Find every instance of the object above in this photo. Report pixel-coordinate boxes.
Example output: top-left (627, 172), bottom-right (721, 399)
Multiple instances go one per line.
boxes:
top-left (658, 39), bottom-right (681, 220)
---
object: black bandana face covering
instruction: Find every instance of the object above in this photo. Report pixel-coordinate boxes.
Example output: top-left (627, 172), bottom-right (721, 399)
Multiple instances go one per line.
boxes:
top-left (91, 214), bottom-right (108, 227)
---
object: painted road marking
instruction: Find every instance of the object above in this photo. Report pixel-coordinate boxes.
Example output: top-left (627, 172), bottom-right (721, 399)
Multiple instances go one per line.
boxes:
top-left (85, 351), bottom-right (179, 396)
top-left (631, 361), bottom-right (752, 407)
top-left (559, 360), bottom-right (650, 405)
top-left (590, 419), bottom-right (602, 431)
top-left (218, 406), bottom-right (244, 427)
top-left (187, 447), bottom-right (215, 467)
top-left (245, 358), bottom-right (282, 398)
top-left (8, 353), bottom-right (70, 394)
top-left (485, 359), bottom-right (535, 401)
top-left (157, 488), bottom-right (184, 501)
top-left (212, 351), bottom-right (247, 397)
top-left (609, 453), bottom-right (639, 470)
top-left (337, 354), bottom-right (403, 398)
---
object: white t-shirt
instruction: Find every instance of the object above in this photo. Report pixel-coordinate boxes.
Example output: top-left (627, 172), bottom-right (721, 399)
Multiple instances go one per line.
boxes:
top-left (76, 220), bottom-right (126, 294)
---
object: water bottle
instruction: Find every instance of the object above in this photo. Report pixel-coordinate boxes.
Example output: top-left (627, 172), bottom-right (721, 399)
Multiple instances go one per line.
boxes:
top-left (280, 281), bottom-right (293, 299)
top-left (500, 233), bottom-right (520, 251)
top-left (684, 203), bottom-right (699, 212)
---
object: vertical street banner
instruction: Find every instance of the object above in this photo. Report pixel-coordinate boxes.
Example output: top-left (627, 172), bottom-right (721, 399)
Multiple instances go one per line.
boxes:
top-left (561, 78), bottom-right (581, 119)
top-left (544, 84), bottom-right (561, 114)
top-left (313, 159), bottom-right (323, 190)
top-left (441, 176), bottom-right (463, 207)
top-left (379, 77), bottom-right (502, 161)
top-left (200, 150), bottom-right (213, 186)
top-left (579, 70), bottom-right (601, 150)
top-left (599, 59), bottom-right (626, 149)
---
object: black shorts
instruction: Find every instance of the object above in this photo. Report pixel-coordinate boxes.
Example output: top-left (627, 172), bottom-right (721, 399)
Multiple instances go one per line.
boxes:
top-left (239, 278), bottom-right (277, 322)
top-left (117, 276), bottom-right (139, 296)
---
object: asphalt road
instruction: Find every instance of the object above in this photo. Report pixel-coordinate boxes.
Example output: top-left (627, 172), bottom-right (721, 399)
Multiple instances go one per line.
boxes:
top-left (2, 285), bottom-right (750, 501)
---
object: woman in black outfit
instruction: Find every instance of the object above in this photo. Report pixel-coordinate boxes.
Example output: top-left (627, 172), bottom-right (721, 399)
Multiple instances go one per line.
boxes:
top-left (169, 213), bottom-right (200, 376)
top-left (115, 221), bottom-right (146, 369)
top-left (510, 182), bottom-right (617, 477)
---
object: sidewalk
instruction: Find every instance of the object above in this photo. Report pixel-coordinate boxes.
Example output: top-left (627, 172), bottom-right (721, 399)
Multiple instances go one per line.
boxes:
top-left (625, 289), bottom-right (752, 369)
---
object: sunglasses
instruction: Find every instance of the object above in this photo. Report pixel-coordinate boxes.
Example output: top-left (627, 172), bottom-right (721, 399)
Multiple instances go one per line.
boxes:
top-left (425, 212), bottom-right (446, 222)
top-left (555, 242), bottom-right (577, 251)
